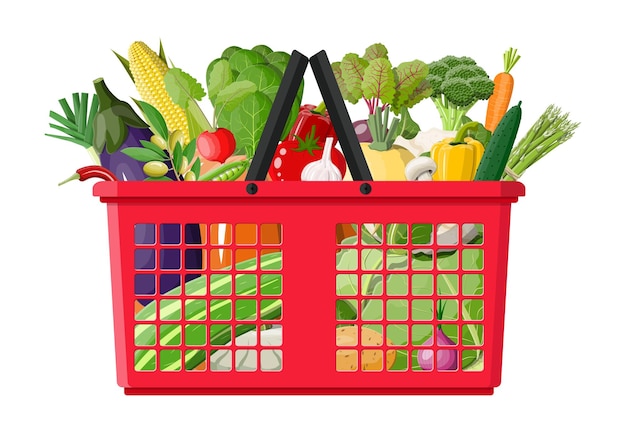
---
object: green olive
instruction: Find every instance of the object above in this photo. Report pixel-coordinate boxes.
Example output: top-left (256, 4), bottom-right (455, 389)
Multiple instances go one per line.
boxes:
top-left (143, 161), bottom-right (169, 177)
top-left (150, 135), bottom-right (167, 150)
top-left (179, 156), bottom-right (189, 173)
top-left (184, 171), bottom-right (196, 181)
top-left (168, 130), bottom-right (185, 151)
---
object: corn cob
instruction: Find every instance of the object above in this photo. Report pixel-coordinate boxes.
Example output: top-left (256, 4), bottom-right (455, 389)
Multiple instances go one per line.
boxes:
top-left (128, 41), bottom-right (190, 143)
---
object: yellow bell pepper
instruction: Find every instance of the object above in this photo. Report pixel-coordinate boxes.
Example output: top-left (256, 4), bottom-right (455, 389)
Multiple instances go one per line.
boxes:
top-left (431, 122), bottom-right (485, 181)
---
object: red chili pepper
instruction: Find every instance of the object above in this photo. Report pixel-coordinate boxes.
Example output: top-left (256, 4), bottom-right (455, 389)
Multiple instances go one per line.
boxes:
top-left (58, 165), bottom-right (118, 186)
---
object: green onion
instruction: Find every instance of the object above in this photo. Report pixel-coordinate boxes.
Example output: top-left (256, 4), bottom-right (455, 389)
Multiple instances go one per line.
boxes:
top-left (503, 104), bottom-right (579, 180)
top-left (46, 92), bottom-right (101, 164)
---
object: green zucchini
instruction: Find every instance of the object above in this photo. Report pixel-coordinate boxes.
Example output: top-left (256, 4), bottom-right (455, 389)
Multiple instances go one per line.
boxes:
top-left (474, 101), bottom-right (522, 181)
top-left (133, 252), bottom-right (283, 371)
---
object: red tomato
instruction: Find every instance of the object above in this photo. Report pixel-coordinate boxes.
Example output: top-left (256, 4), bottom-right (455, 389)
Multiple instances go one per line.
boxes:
top-left (269, 139), bottom-right (347, 181)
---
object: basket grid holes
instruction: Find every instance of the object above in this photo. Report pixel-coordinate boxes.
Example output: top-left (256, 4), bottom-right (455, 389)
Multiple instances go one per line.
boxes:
top-left (335, 222), bottom-right (485, 373)
top-left (132, 222), bottom-right (284, 373)
top-left (128, 221), bottom-right (487, 374)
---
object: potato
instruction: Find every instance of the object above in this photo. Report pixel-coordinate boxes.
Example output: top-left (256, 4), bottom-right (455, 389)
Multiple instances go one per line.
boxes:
top-left (336, 325), bottom-right (396, 371)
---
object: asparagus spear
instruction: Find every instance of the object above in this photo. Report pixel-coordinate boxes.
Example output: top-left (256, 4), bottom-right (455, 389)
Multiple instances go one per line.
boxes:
top-left (503, 104), bottom-right (579, 180)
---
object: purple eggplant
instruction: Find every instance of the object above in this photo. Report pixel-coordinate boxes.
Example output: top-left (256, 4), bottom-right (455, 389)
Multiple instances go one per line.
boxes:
top-left (92, 78), bottom-right (178, 181)
top-left (134, 223), bottom-right (204, 304)
top-left (98, 126), bottom-right (157, 180)
top-left (92, 78), bottom-right (201, 300)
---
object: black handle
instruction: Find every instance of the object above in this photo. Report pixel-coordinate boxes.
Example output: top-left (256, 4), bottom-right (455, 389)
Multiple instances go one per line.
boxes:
top-left (309, 51), bottom-right (372, 181)
top-left (245, 49), bottom-right (372, 181)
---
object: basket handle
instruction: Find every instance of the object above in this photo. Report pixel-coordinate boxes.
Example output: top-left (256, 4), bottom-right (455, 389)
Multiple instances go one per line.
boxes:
top-left (245, 50), bottom-right (372, 182)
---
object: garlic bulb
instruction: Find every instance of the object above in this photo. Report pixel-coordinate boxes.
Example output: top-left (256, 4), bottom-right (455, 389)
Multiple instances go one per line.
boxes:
top-left (301, 137), bottom-right (342, 181)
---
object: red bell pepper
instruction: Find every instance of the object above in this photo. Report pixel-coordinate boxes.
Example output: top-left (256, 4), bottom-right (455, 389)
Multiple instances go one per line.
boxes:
top-left (288, 103), bottom-right (331, 144)
top-left (290, 102), bottom-right (341, 146)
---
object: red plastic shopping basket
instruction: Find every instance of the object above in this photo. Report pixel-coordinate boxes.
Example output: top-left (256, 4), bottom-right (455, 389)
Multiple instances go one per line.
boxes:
top-left (92, 50), bottom-right (525, 395)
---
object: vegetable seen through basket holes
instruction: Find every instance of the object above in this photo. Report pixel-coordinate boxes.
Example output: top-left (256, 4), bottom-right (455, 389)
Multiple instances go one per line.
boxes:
top-left (335, 223), bottom-right (485, 371)
top-left (133, 224), bottom-right (204, 304)
top-left (134, 253), bottom-right (283, 371)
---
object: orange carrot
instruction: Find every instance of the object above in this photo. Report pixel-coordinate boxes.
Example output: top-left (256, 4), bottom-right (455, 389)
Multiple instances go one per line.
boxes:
top-left (485, 48), bottom-right (521, 132)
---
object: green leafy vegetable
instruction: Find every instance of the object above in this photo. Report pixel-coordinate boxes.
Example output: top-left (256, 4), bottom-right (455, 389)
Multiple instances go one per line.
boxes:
top-left (392, 60), bottom-right (431, 113)
top-left (264, 51), bottom-right (291, 66)
top-left (363, 43), bottom-right (388, 61)
top-left (332, 43), bottom-right (432, 115)
top-left (164, 68), bottom-right (207, 109)
top-left (228, 49), bottom-right (266, 74)
top-left (340, 53), bottom-right (368, 102)
top-left (205, 45), bottom-right (303, 155)
top-left (397, 107), bottom-right (421, 140)
top-left (252, 44), bottom-right (273, 57)
top-left (236, 64), bottom-right (281, 96)
top-left (206, 58), bottom-right (233, 104)
top-left (331, 62), bottom-right (359, 105)
top-left (229, 91), bottom-right (273, 156)
top-left (214, 81), bottom-right (258, 112)
top-left (362, 58), bottom-right (396, 105)
top-left (221, 45), bottom-right (242, 59)
top-left (163, 67), bottom-right (212, 138)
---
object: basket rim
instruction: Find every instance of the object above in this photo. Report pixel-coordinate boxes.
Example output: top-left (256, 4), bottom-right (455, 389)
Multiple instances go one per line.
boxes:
top-left (92, 180), bottom-right (525, 202)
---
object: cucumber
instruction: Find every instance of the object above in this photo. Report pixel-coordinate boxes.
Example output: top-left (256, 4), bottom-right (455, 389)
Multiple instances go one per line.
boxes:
top-left (133, 252), bottom-right (283, 371)
top-left (474, 101), bottom-right (522, 181)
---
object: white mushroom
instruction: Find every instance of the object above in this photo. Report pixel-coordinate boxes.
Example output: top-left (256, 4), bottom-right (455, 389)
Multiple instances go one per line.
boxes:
top-left (405, 156), bottom-right (437, 180)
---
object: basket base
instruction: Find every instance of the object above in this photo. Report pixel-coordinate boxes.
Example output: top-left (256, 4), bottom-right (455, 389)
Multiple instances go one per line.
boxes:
top-left (124, 387), bottom-right (495, 396)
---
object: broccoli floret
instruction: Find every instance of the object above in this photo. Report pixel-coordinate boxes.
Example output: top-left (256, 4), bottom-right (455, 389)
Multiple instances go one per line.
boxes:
top-left (439, 55), bottom-right (476, 69)
top-left (441, 77), bottom-right (474, 107)
top-left (467, 76), bottom-right (495, 100)
top-left (426, 55), bottom-right (494, 130)
top-left (446, 64), bottom-right (487, 80)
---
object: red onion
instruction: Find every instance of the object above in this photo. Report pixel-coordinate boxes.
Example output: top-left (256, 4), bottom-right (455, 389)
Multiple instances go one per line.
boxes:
top-left (417, 327), bottom-right (458, 371)
top-left (353, 119), bottom-right (372, 142)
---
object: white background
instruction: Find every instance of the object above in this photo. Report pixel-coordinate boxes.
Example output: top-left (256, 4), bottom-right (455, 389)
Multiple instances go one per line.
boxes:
top-left (2, 0), bottom-right (624, 430)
